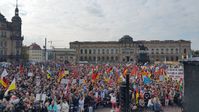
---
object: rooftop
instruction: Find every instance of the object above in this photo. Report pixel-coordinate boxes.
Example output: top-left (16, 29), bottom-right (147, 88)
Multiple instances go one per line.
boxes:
top-left (29, 43), bottom-right (41, 50)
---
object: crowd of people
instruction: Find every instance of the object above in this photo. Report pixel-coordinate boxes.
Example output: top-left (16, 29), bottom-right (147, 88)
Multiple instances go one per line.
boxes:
top-left (0, 62), bottom-right (183, 112)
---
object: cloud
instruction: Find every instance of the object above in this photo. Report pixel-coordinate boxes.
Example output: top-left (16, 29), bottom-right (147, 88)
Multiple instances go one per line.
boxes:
top-left (85, 0), bottom-right (104, 17)
top-left (0, 0), bottom-right (198, 50)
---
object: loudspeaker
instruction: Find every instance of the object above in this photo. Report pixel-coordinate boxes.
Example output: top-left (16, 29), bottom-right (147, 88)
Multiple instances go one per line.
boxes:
top-left (183, 58), bottom-right (199, 112)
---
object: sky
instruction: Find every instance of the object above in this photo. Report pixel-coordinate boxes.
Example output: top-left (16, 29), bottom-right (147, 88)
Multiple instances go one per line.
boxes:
top-left (0, 0), bottom-right (199, 50)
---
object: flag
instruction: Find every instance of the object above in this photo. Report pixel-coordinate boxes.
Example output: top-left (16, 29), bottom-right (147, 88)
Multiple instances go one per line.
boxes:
top-left (47, 70), bottom-right (51, 79)
top-left (0, 77), bottom-right (9, 88)
top-left (143, 76), bottom-right (151, 85)
top-left (179, 78), bottom-right (183, 92)
top-left (0, 69), bottom-right (9, 88)
top-left (41, 65), bottom-right (44, 73)
top-left (131, 66), bottom-right (138, 76)
top-left (19, 64), bottom-right (24, 75)
top-left (91, 72), bottom-right (98, 81)
top-left (118, 75), bottom-right (125, 83)
top-left (1, 69), bottom-right (8, 77)
top-left (123, 68), bottom-right (128, 77)
top-left (4, 78), bottom-right (16, 96)
top-left (106, 67), bottom-right (113, 74)
top-left (135, 89), bottom-right (139, 104)
top-left (104, 77), bottom-right (109, 83)
top-left (57, 70), bottom-right (65, 83)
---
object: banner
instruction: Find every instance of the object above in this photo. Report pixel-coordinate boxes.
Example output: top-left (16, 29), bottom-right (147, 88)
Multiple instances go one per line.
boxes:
top-left (166, 67), bottom-right (184, 80)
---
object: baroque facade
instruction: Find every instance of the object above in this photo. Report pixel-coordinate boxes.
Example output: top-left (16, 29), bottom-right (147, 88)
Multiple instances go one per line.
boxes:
top-left (0, 2), bottom-right (23, 62)
top-left (70, 35), bottom-right (191, 63)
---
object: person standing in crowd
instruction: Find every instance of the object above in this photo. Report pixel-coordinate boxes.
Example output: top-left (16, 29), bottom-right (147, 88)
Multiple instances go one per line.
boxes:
top-left (78, 95), bottom-right (85, 112)
top-left (0, 62), bottom-right (184, 112)
top-left (61, 99), bottom-right (69, 112)
top-left (110, 92), bottom-right (116, 110)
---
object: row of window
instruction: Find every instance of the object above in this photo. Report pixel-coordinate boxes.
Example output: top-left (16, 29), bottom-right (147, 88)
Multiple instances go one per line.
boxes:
top-left (0, 49), bottom-right (20, 55)
top-left (0, 41), bottom-right (22, 48)
top-left (80, 48), bottom-right (119, 54)
top-left (80, 48), bottom-right (187, 55)
top-left (30, 58), bottom-right (43, 60)
top-left (29, 50), bottom-right (42, 53)
top-left (153, 56), bottom-right (179, 61)
top-left (150, 48), bottom-right (187, 54)
top-left (80, 56), bottom-right (118, 61)
top-left (30, 54), bottom-right (42, 57)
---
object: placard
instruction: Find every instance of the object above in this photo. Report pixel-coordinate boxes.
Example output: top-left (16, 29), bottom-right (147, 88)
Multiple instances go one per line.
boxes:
top-left (72, 79), bottom-right (76, 84)
top-left (35, 94), bottom-right (41, 101)
top-left (166, 67), bottom-right (184, 80)
top-left (61, 79), bottom-right (68, 84)
top-left (28, 72), bottom-right (33, 77)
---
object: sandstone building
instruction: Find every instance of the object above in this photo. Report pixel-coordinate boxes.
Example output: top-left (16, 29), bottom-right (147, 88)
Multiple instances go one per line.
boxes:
top-left (70, 35), bottom-right (191, 63)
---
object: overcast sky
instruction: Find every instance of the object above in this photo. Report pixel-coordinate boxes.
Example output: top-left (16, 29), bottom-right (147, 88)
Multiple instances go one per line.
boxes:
top-left (0, 0), bottom-right (198, 50)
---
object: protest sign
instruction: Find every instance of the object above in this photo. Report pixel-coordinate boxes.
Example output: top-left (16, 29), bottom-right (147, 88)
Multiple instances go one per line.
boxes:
top-left (28, 72), bottom-right (33, 77)
top-left (166, 67), bottom-right (184, 80)
top-left (61, 79), bottom-right (68, 84)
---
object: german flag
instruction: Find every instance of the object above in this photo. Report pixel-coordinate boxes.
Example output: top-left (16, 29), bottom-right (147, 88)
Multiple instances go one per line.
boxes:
top-left (57, 70), bottom-right (65, 83)
top-left (123, 68), bottom-right (128, 77)
top-left (1, 69), bottom-right (9, 88)
top-left (0, 77), bottom-right (9, 88)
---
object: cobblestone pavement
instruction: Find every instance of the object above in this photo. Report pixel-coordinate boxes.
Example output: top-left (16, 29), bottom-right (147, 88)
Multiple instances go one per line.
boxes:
top-left (95, 106), bottom-right (182, 112)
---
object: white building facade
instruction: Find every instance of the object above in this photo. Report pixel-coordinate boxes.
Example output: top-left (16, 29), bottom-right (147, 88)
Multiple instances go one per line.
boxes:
top-left (28, 43), bottom-right (44, 62)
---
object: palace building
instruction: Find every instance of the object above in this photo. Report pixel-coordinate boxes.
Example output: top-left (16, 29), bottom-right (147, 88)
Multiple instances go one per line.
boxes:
top-left (0, 1), bottom-right (23, 62)
top-left (70, 35), bottom-right (191, 63)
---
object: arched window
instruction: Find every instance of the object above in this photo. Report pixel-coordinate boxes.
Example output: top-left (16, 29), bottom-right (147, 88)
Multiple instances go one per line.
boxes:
top-left (84, 56), bottom-right (87, 61)
top-left (151, 49), bottom-right (154, 54)
top-left (176, 56), bottom-right (179, 61)
top-left (97, 57), bottom-right (100, 61)
top-left (111, 56), bottom-right (114, 61)
top-left (80, 56), bottom-right (83, 61)
top-left (85, 49), bottom-right (87, 54)
top-left (156, 49), bottom-right (159, 54)
top-left (171, 56), bottom-right (174, 61)
top-left (166, 56), bottom-right (169, 61)
top-left (102, 49), bottom-right (105, 54)
top-left (184, 48), bottom-right (187, 54)
top-left (89, 49), bottom-right (92, 54)
top-left (102, 57), bottom-right (105, 61)
top-left (89, 56), bottom-right (92, 61)
top-left (80, 49), bottom-right (83, 54)
top-left (93, 49), bottom-right (96, 54)
top-left (176, 48), bottom-right (178, 54)
top-left (106, 49), bottom-right (109, 54)
top-left (161, 49), bottom-right (164, 54)
top-left (107, 56), bottom-right (109, 61)
top-left (171, 48), bottom-right (173, 54)
top-left (93, 57), bottom-right (96, 61)
top-left (115, 56), bottom-right (118, 61)
top-left (166, 48), bottom-right (169, 54)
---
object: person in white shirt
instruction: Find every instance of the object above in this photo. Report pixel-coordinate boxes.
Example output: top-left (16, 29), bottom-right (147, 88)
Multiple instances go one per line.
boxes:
top-left (147, 98), bottom-right (153, 110)
top-left (79, 96), bottom-right (85, 112)
top-left (61, 100), bottom-right (69, 112)
top-left (57, 101), bottom-right (61, 112)
top-left (110, 93), bottom-right (116, 109)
